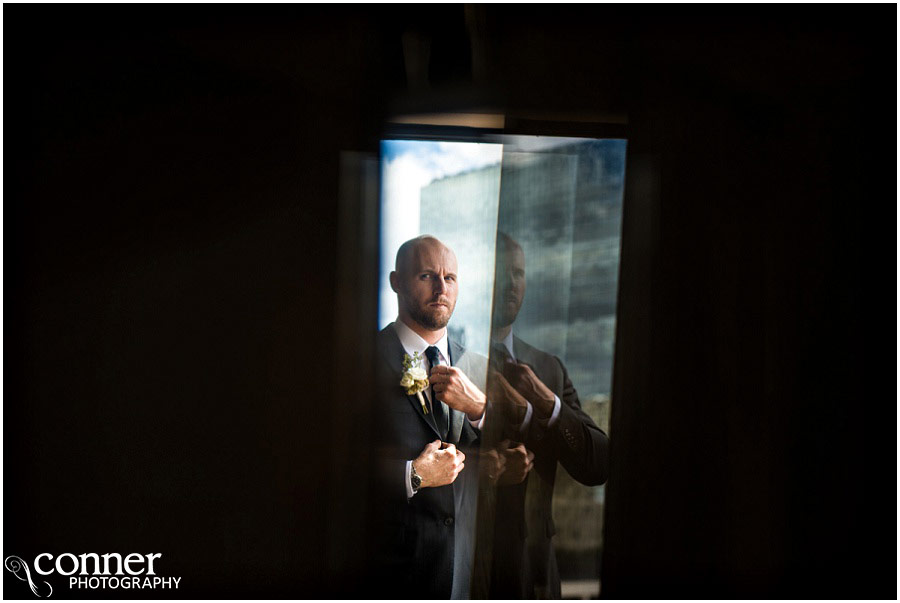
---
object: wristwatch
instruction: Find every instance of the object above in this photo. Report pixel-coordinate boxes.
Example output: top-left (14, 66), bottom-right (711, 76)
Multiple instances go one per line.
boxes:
top-left (410, 462), bottom-right (423, 493)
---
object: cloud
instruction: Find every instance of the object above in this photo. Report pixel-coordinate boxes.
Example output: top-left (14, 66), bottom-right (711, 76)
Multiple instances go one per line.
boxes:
top-left (384, 140), bottom-right (502, 186)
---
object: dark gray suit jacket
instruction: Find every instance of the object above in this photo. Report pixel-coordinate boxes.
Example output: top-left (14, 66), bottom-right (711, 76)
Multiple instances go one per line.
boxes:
top-left (369, 323), bottom-right (484, 599)
top-left (487, 335), bottom-right (610, 599)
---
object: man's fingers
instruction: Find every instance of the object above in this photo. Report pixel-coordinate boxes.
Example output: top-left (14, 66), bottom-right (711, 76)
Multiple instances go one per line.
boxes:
top-left (435, 366), bottom-right (464, 381)
top-left (425, 439), bottom-right (441, 452)
top-left (491, 371), bottom-right (511, 385)
top-left (456, 450), bottom-right (466, 463)
top-left (505, 362), bottom-right (525, 375)
top-left (431, 368), bottom-right (461, 384)
top-left (442, 442), bottom-right (457, 455)
top-left (527, 450), bottom-right (535, 462)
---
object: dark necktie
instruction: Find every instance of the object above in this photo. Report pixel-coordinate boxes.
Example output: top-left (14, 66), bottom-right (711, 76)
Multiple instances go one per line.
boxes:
top-left (424, 345), bottom-right (449, 441)
top-left (491, 342), bottom-right (513, 371)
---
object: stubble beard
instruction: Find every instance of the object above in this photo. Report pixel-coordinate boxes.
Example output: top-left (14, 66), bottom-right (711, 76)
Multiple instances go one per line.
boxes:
top-left (492, 297), bottom-right (521, 330)
top-left (406, 298), bottom-right (453, 331)
top-left (492, 311), bottom-right (514, 330)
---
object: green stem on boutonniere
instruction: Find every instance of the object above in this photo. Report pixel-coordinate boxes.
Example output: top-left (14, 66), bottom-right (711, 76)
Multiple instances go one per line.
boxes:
top-left (417, 391), bottom-right (428, 414)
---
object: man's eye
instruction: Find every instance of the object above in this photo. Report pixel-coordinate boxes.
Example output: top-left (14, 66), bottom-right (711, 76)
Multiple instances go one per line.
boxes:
top-left (420, 274), bottom-right (431, 280)
top-left (445, 276), bottom-right (456, 282)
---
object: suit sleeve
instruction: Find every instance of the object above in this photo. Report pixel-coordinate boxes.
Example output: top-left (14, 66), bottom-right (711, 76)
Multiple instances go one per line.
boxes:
top-left (371, 419), bottom-right (413, 502)
top-left (525, 357), bottom-right (609, 486)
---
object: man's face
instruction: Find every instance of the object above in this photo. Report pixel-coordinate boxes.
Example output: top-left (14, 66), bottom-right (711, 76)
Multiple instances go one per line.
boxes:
top-left (395, 240), bottom-right (459, 331)
top-left (493, 243), bottom-right (526, 329)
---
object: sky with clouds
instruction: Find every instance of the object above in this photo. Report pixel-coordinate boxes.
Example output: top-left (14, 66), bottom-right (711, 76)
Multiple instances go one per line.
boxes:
top-left (377, 136), bottom-right (597, 329)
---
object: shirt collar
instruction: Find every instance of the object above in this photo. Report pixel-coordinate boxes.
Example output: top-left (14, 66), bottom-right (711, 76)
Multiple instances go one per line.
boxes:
top-left (491, 328), bottom-right (517, 362)
top-left (393, 319), bottom-right (450, 366)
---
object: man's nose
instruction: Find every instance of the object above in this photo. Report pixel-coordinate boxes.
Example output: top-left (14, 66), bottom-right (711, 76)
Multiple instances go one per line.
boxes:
top-left (434, 276), bottom-right (448, 294)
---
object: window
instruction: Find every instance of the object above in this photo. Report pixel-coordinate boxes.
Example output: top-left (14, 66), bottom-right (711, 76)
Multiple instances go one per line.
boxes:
top-left (379, 133), bottom-right (626, 598)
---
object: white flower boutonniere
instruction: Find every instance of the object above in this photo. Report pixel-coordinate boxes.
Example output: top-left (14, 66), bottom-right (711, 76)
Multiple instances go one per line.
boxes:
top-left (401, 351), bottom-right (430, 414)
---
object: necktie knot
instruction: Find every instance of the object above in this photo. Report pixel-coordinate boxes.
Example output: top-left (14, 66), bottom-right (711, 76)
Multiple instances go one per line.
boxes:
top-left (424, 346), bottom-right (441, 367)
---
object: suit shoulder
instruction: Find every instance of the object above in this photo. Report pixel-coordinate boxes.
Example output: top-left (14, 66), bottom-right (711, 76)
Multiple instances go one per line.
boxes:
top-left (513, 336), bottom-right (561, 366)
top-left (461, 350), bottom-right (488, 370)
top-left (377, 322), bottom-right (395, 339)
top-left (450, 338), bottom-right (484, 363)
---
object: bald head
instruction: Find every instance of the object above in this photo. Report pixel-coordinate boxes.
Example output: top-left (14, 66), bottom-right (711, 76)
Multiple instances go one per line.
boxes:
top-left (394, 236), bottom-right (453, 276)
top-left (390, 235), bottom-right (459, 337)
top-left (496, 231), bottom-right (523, 258)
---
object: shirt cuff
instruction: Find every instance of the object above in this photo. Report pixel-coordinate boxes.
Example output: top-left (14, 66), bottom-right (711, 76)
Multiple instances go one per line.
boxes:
top-left (546, 394), bottom-right (562, 428)
top-left (468, 411), bottom-right (486, 430)
top-left (405, 460), bottom-right (417, 499)
top-left (517, 402), bottom-right (535, 434)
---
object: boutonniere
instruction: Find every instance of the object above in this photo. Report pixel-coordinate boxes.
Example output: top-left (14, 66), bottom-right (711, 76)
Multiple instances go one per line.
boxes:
top-left (401, 351), bottom-right (430, 414)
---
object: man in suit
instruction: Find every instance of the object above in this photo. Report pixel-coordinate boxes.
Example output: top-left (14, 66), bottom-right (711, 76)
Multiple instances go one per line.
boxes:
top-left (481, 232), bottom-right (610, 599)
top-left (370, 235), bottom-right (488, 599)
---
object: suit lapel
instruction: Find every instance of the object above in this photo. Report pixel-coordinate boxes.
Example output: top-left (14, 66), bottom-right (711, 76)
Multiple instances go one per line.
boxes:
top-left (383, 324), bottom-right (441, 439)
top-left (512, 335), bottom-right (527, 365)
top-left (513, 335), bottom-right (541, 372)
top-left (448, 338), bottom-right (465, 444)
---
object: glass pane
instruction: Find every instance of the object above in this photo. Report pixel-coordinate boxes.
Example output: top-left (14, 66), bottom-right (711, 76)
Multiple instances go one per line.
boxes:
top-left (480, 136), bottom-right (626, 598)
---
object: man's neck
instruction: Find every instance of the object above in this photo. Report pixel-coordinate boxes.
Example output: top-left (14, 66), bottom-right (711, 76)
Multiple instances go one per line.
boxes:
top-left (491, 324), bottom-right (512, 342)
top-left (398, 315), bottom-right (445, 345)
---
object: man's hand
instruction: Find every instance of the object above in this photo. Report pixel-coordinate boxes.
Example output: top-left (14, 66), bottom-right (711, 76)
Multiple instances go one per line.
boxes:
top-left (480, 447), bottom-right (506, 485)
top-left (412, 440), bottom-right (466, 488)
top-left (503, 362), bottom-right (556, 418)
top-left (496, 440), bottom-right (535, 485)
top-left (429, 365), bottom-right (487, 421)
top-left (487, 369), bottom-right (529, 425)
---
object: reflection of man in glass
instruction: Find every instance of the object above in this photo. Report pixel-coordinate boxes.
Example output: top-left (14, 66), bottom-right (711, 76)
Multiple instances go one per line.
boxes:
top-left (370, 235), bottom-right (487, 599)
top-left (485, 232), bottom-right (610, 599)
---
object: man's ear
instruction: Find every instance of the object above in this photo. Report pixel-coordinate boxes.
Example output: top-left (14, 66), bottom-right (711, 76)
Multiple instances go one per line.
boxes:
top-left (389, 271), bottom-right (399, 293)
